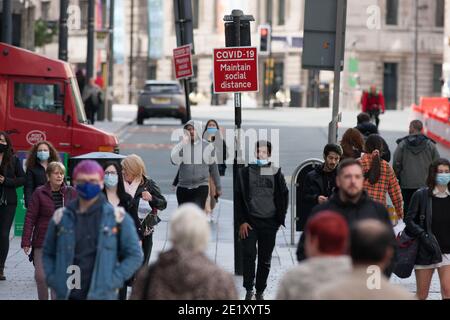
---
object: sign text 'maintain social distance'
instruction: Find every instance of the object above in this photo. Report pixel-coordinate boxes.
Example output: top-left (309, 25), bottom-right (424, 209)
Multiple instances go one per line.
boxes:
top-left (213, 47), bottom-right (258, 93)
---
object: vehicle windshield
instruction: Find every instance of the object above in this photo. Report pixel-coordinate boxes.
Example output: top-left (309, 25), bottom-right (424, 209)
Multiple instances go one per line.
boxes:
top-left (144, 83), bottom-right (181, 94)
top-left (70, 78), bottom-right (88, 123)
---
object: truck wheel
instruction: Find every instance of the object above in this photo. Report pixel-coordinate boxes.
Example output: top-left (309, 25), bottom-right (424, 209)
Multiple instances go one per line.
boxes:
top-left (137, 115), bottom-right (144, 125)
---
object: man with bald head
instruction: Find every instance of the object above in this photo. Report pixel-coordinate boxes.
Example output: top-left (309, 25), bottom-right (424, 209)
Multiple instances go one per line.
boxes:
top-left (316, 219), bottom-right (414, 300)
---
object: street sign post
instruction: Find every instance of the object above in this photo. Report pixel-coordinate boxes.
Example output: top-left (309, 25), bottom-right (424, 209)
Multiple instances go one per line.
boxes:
top-left (213, 47), bottom-right (258, 93)
top-left (173, 44), bottom-right (194, 80)
top-left (220, 10), bottom-right (255, 276)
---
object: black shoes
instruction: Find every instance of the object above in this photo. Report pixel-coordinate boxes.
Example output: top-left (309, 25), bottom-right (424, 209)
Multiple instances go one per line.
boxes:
top-left (245, 290), bottom-right (254, 300)
top-left (255, 292), bottom-right (264, 300)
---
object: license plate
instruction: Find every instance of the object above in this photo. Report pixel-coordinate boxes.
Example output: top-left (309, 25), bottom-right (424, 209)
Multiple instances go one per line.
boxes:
top-left (151, 97), bottom-right (170, 104)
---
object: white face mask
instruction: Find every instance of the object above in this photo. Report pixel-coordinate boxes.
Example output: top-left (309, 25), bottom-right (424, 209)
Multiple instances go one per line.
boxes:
top-left (104, 173), bottom-right (119, 188)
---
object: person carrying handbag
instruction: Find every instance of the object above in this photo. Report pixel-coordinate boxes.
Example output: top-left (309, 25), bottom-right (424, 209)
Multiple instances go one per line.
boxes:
top-left (403, 158), bottom-right (450, 300)
top-left (122, 154), bottom-right (167, 267)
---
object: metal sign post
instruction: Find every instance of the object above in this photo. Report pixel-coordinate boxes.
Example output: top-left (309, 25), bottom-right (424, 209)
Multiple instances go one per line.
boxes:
top-left (220, 9), bottom-right (255, 276)
top-left (329, 0), bottom-right (346, 144)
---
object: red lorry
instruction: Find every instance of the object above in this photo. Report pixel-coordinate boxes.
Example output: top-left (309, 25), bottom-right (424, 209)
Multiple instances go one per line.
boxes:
top-left (0, 43), bottom-right (118, 156)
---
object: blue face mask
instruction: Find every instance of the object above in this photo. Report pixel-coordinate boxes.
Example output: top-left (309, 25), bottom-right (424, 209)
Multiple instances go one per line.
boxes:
top-left (207, 128), bottom-right (218, 135)
top-left (436, 173), bottom-right (450, 186)
top-left (76, 182), bottom-right (102, 200)
top-left (104, 174), bottom-right (119, 188)
top-left (256, 159), bottom-right (269, 166)
top-left (37, 151), bottom-right (50, 161)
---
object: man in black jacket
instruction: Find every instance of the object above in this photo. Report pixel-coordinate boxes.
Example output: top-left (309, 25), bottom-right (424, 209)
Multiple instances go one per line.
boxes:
top-left (296, 159), bottom-right (394, 275)
top-left (236, 141), bottom-right (289, 301)
top-left (300, 143), bottom-right (342, 230)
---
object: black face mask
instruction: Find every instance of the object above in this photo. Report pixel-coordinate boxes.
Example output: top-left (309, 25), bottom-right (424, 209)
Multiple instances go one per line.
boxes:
top-left (0, 143), bottom-right (8, 153)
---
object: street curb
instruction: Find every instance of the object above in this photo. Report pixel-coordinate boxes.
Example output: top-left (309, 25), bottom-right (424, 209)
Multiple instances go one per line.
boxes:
top-left (114, 119), bottom-right (136, 136)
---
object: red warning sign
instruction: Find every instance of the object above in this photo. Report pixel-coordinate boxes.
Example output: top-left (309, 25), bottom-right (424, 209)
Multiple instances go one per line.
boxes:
top-left (213, 47), bottom-right (258, 93)
top-left (173, 44), bottom-right (193, 80)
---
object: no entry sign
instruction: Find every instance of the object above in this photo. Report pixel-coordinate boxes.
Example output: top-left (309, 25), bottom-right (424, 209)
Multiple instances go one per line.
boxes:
top-left (173, 44), bottom-right (193, 80)
top-left (213, 47), bottom-right (258, 93)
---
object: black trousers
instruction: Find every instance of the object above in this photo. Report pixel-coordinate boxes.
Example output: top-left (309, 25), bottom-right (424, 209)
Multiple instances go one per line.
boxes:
top-left (142, 233), bottom-right (153, 266)
top-left (0, 205), bottom-right (17, 270)
top-left (368, 109), bottom-right (381, 128)
top-left (242, 226), bottom-right (278, 293)
top-left (118, 234), bottom-right (152, 300)
top-left (402, 188), bottom-right (418, 216)
top-left (176, 186), bottom-right (209, 208)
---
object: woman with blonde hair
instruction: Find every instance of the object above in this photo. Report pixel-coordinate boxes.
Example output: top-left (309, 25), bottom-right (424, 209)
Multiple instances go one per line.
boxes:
top-left (122, 154), bottom-right (167, 266)
top-left (21, 162), bottom-right (77, 299)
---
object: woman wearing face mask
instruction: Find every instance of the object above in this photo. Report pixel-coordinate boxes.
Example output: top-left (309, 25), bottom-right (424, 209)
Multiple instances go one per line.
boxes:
top-left (24, 141), bottom-right (60, 208)
top-left (21, 162), bottom-right (76, 299)
top-left (202, 120), bottom-right (228, 221)
top-left (122, 154), bottom-right (167, 266)
top-left (405, 158), bottom-right (450, 300)
top-left (102, 162), bottom-right (138, 300)
top-left (0, 132), bottom-right (26, 281)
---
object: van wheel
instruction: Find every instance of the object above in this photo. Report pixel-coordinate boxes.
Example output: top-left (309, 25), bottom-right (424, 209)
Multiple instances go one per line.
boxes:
top-left (181, 115), bottom-right (188, 124)
top-left (137, 115), bottom-right (144, 125)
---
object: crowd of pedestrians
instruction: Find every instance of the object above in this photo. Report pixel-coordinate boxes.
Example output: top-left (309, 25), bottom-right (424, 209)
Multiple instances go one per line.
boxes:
top-left (0, 115), bottom-right (448, 301)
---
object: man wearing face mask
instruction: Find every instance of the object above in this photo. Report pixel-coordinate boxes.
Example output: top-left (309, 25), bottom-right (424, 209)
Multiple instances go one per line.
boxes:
top-left (42, 160), bottom-right (142, 300)
top-left (236, 141), bottom-right (289, 300)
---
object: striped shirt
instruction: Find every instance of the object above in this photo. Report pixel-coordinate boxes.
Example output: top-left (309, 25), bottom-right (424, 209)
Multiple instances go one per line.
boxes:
top-left (51, 191), bottom-right (64, 209)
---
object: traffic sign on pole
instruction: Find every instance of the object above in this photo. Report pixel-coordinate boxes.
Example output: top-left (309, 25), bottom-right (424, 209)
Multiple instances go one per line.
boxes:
top-left (173, 44), bottom-right (194, 80)
top-left (213, 46), bottom-right (258, 93)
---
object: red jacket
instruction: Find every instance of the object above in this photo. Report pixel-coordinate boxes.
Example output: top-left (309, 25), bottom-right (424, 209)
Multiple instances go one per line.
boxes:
top-left (361, 91), bottom-right (385, 113)
top-left (21, 183), bottom-right (77, 248)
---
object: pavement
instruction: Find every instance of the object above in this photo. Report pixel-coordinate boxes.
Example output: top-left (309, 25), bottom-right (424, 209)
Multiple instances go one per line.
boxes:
top-left (0, 196), bottom-right (443, 300)
top-left (0, 104), bottom-right (448, 300)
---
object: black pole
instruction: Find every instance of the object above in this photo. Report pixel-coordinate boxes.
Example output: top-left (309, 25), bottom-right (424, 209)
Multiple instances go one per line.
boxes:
top-left (128, 0), bottom-right (134, 104)
top-left (86, 0), bottom-right (95, 80)
top-left (232, 10), bottom-right (243, 276)
top-left (1, 0), bottom-right (12, 44)
top-left (58, 0), bottom-right (69, 61)
top-left (107, 0), bottom-right (114, 121)
top-left (177, 0), bottom-right (191, 121)
top-left (263, 0), bottom-right (273, 107)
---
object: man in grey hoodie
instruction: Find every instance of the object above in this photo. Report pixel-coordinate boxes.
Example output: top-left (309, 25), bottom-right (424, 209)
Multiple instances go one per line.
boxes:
top-left (393, 120), bottom-right (440, 212)
top-left (171, 120), bottom-right (222, 208)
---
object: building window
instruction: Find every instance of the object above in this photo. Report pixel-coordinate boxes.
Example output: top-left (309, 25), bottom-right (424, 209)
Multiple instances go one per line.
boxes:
top-left (41, 1), bottom-right (51, 21)
top-left (386, 0), bottom-right (398, 25)
top-left (80, 0), bottom-right (88, 30)
top-left (278, 0), bottom-right (285, 25)
top-left (192, 0), bottom-right (199, 29)
top-left (436, 0), bottom-right (445, 27)
top-left (266, 0), bottom-right (273, 24)
top-left (147, 63), bottom-right (157, 80)
top-left (433, 64), bottom-right (443, 93)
